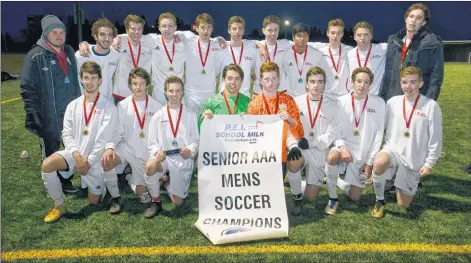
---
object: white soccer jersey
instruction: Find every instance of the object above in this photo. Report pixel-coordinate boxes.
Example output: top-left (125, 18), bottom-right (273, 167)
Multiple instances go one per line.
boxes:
top-left (334, 93), bottom-right (385, 165)
top-left (75, 46), bottom-right (121, 99)
top-left (253, 39), bottom-right (292, 95)
top-left (113, 36), bottom-right (153, 99)
top-left (147, 105), bottom-right (199, 168)
top-left (218, 40), bottom-right (261, 97)
top-left (282, 46), bottom-right (325, 97)
top-left (384, 95), bottom-right (443, 171)
top-left (106, 95), bottom-right (163, 161)
top-left (62, 94), bottom-right (117, 167)
top-left (347, 43), bottom-right (387, 96)
top-left (310, 42), bottom-right (353, 99)
top-left (141, 34), bottom-right (186, 105)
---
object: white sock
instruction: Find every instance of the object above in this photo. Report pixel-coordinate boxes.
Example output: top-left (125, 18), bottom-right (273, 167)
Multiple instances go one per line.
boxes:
top-left (42, 171), bottom-right (65, 206)
top-left (326, 171), bottom-right (339, 199)
top-left (373, 172), bottom-right (386, 200)
top-left (103, 169), bottom-right (120, 198)
top-left (145, 173), bottom-right (161, 201)
top-left (287, 170), bottom-right (302, 195)
top-left (337, 178), bottom-right (351, 194)
top-left (301, 180), bottom-right (307, 196)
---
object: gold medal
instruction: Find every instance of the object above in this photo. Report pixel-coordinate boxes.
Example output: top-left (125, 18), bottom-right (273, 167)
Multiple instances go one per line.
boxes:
top-left (169, 66), bottom-right (174, 71)
top-left (201, 69), bottom-right (206, 74)
top-left (353, 129), bottom-right (360, 136)
top-left (83, 128), bottom-right (89, 135)
top-left (140, 131), bottom-right (145, 138)
top-left (335, 75), bottom-right (339, 80)
top-left (404, 130), bottom-right (410, 138)
top-left (309, 130), bottom-right (315, 137)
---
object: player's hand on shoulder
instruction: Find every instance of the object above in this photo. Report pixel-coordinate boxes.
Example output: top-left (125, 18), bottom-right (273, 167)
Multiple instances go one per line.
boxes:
top-left (79, 42), bottom-right (90, 57)
top-left (298, 137), bottom-right (309, 150)
top-left (287, 147), bottom-right (302, 161)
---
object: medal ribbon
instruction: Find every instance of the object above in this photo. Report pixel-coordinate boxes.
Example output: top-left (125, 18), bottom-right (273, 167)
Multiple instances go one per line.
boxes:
top-left (403, 95), bottom-right (420, 130)
top-left (167, 104), bottom-right (183, 139)
top-left (45, 42), bottom-right (68, 77)
top-left (132, 95), bottom-right (148, 131)
top-left (83, 93), bottom-right (100, 127)
top-left (351, 93), bottom-right (369, 129)
top-left (222, 91), bottom-right (240, 115)
top-left (128, 40), bottom-right (141, 68)
top-left (230, 43), bottom-right (244, 65)
top-left (307, 95), bottom-right (323, 130)
top-left (265, 42), bottom-right (278, 62)
top-left (198, 38), bottom-right (211, 69)
top-left (293, 46), bottom-right (308, 78)
top-left (400, 39), bottom-right (412, 64)
top-left (356, 45), bottom-right (372, 68)
top-left (162, 36), bottom-right (175, 65)
top-left (262, 92), bottom-right (279, 114)
top-left (328, 44), bottom-right (341, 75)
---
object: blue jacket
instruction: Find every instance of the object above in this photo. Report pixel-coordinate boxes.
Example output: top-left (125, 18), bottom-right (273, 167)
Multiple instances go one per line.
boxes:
top-left (20, 38), bottom-right (81, 141)
top-left (380, 26), bottom-right (444, 101)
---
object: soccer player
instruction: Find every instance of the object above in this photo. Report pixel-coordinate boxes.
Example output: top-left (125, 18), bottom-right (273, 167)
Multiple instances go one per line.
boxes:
top-left (144, 76), bottom-right (199, 217)
top-left (371, 66), bottom-right (442, 218)
top-left (380, 3), bottom-right (444, 101)
top-left (248, 62), bottom-right (305, 216)
top-left (75, 18), bottom-right (120, 99)
top-left (218, 16), bottom-right (261, 97)
top-left (346, 21), bottom-right (387, 96)
top-left (40, 61), bottom-right (117, 223)
top-left (199, 64), bottom-right (251, 130)
top-left (100, 67), bottom-right (163, 215)
top-left (281, 23), bottom-right (324, 97)
top-left (325, 67), bottom-right (385, 213)
top-left (309, 19), bottom-right (353, 99)
top-left (288, 67), bottom-right (342, 215)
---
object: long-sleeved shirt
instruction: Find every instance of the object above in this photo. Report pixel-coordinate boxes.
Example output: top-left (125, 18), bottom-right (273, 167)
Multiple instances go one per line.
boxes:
top-left (248, 92), bottom-right (304, 162)
top-left (384, 95), bottom-right (443, 171)
top-left (62, 94), bottom-right (117, 167)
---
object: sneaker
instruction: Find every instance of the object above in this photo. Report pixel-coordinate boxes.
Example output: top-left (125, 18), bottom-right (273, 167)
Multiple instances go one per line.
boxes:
top-left (325, 199), bottom-right (339, 215)
top-left (109, 197), bottom-right (122, 214)
top-left (144, 202), bottom-right (162, 218)
top-left (44, 206), bottom-right (67, 223)
top-left (291, 194), bottom-right (303, 216)
top-left (62, 180), bottom-right (79, 194)
top-left (371, 200), bottom-right (385, 219)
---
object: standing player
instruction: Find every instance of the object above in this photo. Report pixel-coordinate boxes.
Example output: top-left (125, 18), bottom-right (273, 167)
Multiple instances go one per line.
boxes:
top-left (75, 18), bottom-right (120, 99)
top-left (218, 16), bottom-right (260, 97)
top-left (100, 68), bottom-right (163, 215)
top-left (41, 61), bottom-right (117, 223)
top-left (346, 21), bottom-right (387, 96)
top-left (325, 67), bottom-right (385, 214)
top-left (281, 23), bottom-right (324, 97)
top-left (144, 76), bottom-right (199, 217)
top-left (199, 64), bottom-right (251, 130)
top-left (248, 62), bottom-right (305, 216)
top-left (288, 67), bottom-right (342, 215)
top-left (371, 66), bottom-right (442, 218)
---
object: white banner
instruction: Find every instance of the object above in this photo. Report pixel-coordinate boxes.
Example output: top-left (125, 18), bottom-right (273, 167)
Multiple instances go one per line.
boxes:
top-left (195, 114), bottom-right (289, 245)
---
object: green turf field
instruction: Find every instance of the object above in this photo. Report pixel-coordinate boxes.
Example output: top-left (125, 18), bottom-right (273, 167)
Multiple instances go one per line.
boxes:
top-left (1, 54), bottom-right (471, 262)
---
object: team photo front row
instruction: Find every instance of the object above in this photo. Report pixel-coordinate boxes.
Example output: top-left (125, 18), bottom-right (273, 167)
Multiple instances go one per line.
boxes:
top-left (39, 61), bottom-right (442, 223)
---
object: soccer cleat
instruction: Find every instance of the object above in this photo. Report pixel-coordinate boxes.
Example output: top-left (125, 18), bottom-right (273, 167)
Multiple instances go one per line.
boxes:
top-left (144, 202), bottom-right (162, 218)
top-left (44, 206), bottom-right (67, 223)
top-left (371, 200), bottom-right (385, 219)
top-left (291, 194), bottom-right (303, 216)
top-left (325, 199), bottom-right (339, 215)
top-left (109, 197), bottom-right (122, 214)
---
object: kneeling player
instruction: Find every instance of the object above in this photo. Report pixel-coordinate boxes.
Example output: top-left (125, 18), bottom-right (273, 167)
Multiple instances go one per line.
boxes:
top-left (371, 66), bottom-right (442, 218)
top-left (41, 61), bottom-right (117, 223)
top-left (289, 67), bottom-right (342, 215)
top-left (144, 76), bottom-right (199, 217)
top-left (100, 68), bottom-right (162, 215)
top-left (325, 67), bottom-right (385, 213)
top-left (248, 62), bottom-right (305, 216)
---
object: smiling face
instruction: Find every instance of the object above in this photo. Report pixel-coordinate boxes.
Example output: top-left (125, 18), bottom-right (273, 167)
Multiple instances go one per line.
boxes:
top-left (165, 82), bottom-right (184, 105)
top-left (81, 72), bottom-right (102, 94)
top-left (126, 21), bottom-right (143, 44)
top-left (224, 70), bottom-right (242, 96)
top-left (94, 27), bottom-right (114, 51)
top-left (400, 74), bottom-right (423, 98)
top-left (262, 23), bottom-right (280, 43)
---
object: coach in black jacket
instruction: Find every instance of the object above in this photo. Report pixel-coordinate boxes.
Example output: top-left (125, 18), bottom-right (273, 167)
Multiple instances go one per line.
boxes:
top-left (20, 15), bottom-right (81, 193)
top-left (380, 3), bottom-right (444, 102)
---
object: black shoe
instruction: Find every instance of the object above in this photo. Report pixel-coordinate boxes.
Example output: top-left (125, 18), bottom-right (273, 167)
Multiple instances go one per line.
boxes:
top-left (62, 180), bottom-right (79, 194)
top-left (291, 194), bottom-right (303, 216)
top-left (109, 197), bottom-right (122, 214)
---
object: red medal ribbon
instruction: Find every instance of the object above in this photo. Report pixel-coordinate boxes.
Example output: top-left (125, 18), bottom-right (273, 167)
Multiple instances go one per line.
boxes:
top-left (307, 95), bottom-right (323, 130)
top-left (230, 43), bottom-right (244, 65)
top-left (132, 95), bottom-right (148, 131)
top-left (222, 91), bottom-right (240, 115)
top-left (262, 92), bottom-right (279, 114)
top-left (356, 45), bottom-right (372, 68)
top-left (127, 40), bottom-right (141, 68)
top-left (83, 93), bottom-right (100, 127)
top-left (401, 39), bottom-right (411, 64)
top-left (265, 42), bottom-right (278, 62)
top-left (167, 104), bottom-right (183, 139)
top-left (162, 36), bottom-right (175, 65)
top-left (198, 38), bottom-right (211, 70)
top-left (45, 42), bottom-right (68, 77)
top-left (293, 46), bottom-right (308, 78)
top-left (351, 93), bottom-right (369, 129)
top-left (328, 44), bottom-right (342, 75)
top-left (403, 95), bottom-right (420, 129)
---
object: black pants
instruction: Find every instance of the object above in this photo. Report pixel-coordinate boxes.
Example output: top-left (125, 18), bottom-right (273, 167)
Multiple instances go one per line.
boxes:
top-left (39, 137), bottom-right (74, 183)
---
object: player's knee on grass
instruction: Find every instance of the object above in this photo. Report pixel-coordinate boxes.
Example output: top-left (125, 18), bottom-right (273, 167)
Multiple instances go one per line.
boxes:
top-left (88, 192), bottom-right (101, 205)
top-left (396, 190), bottom-right (413, 208)
top-left (287, 156), bottom-right (304, 173)
top-left (349, 186), bottom-right (362, 201)
top-left (326, 150), bottom-right (341, 166)
top-left (304, 184), bottom-right (321, 201)
top-left (373, 152), bottom-right (391, 175)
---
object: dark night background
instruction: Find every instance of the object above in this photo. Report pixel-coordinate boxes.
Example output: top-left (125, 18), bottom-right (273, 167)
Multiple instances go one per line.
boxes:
top-left (1, 1), bottom-right (471, 52)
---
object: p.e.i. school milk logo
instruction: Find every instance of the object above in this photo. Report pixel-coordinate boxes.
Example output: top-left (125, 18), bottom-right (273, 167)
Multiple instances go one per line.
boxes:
top-left (215, 121), bottom-right (265, 144)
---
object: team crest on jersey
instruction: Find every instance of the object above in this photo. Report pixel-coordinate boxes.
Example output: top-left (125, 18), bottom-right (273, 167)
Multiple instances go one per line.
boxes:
top-left (244, 56), bottom-right (253, 61)
top-left (211, 47), bottom-right (220, 52)
top-left (304, 62), bottom-right (313, 66)
top-left (94, 109), bottom-right (103, 114)
top-left (367, 108), bottom-right (377, 113)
